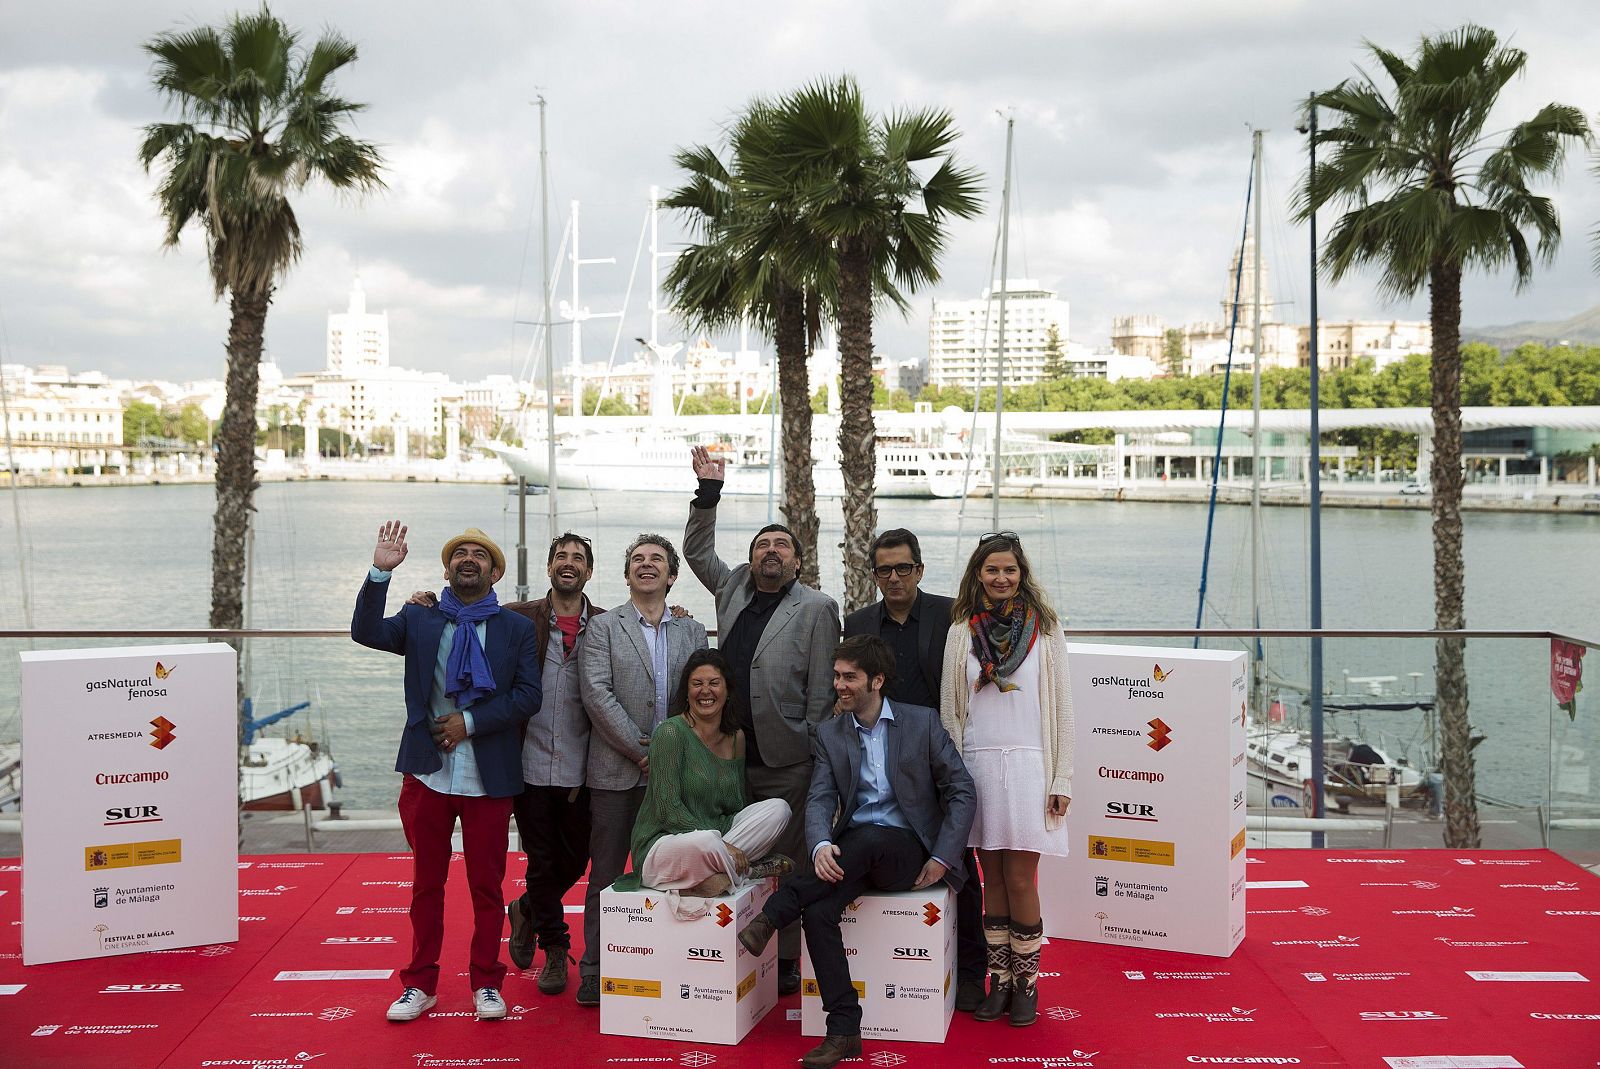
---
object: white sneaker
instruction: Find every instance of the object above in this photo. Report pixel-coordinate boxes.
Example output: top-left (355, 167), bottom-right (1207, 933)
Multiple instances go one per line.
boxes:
top-left (386, 987), bottom-right (437, 1021)
top-left (474, 987), bottom-right (507, 1020)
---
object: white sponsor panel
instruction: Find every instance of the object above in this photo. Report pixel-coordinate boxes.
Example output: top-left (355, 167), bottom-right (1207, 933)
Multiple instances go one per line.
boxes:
top-left (799, 886), bottom-right (955, 1042)
top-left (599, 879), bottom-right (777, 1045)
top-left (21, 644), bottom-right (238, 965)
top-left (1041, 644), bottom-right (1247, 957)
top-left (1382, 1059), bottom-right (1524, 1068)
top-left (274, 970), bottom-right (395, 981)
top-left (1466, 971), bottom-right (1589, 982)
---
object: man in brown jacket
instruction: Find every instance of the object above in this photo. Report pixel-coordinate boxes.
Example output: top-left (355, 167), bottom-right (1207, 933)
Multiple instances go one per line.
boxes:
top-left (501, 534), bottom-right (605, 995)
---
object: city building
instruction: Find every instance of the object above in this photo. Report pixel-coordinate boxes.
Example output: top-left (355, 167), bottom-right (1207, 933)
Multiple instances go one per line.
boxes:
top-left (279, 278), bottom-right (459, 446)
top-left (926, 278), bottom-right (1070, 389)
top-left (0, 363), bottom-right (124, 470)
top-left (1115, 241), bottom-right (1431, 375)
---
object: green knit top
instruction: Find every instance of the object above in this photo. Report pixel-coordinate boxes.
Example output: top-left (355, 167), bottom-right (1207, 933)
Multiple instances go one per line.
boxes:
top-left (612, 715), bottom-right (747, 892)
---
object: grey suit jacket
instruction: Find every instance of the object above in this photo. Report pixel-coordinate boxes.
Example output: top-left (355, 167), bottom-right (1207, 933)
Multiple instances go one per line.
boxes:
top-left (579, 600), bottom-right (709, 791)
top-left (803, 700), bottom-right (976, 891)
top-left (684, 500), bottom-right (841, 768)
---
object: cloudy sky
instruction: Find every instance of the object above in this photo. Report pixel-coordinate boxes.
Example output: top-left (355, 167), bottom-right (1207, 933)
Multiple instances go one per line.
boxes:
top-left (1, 0), bottom-right (1596, 386)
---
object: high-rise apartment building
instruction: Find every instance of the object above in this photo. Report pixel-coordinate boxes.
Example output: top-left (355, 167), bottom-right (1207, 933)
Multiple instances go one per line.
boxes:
top-left (926, 279), bottom-right (1069, 389)
top-left (326, 277), bottom-right (389, 373)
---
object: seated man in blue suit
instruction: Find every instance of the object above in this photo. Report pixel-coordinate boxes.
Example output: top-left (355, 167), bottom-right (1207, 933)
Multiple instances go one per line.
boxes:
top-left (352, 520), bottom-right (541, 1024)
top-left (738, 635), bottom-right (975, 1069)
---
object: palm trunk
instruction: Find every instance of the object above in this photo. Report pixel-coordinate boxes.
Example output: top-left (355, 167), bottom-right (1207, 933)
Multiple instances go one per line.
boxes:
top-left (1428, 258), bottom-right (1479, 849)
top-left (837, 238), bottom-right (877, 613)
top-left (775, 282), bottom-right (820, 588)
top-left (211, 289), bottom-right (269, 633)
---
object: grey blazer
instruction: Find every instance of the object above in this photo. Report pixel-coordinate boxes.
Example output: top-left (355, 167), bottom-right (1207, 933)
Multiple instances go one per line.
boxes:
top-left (684, 501), bottom-right (842, 768)
top-left (579, 601), bottom-right (709, 791)
top-left (803, 700), bottom-right (976, 891)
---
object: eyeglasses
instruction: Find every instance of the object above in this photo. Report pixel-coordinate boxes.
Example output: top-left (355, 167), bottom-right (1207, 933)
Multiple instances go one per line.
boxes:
top-left (871, 563), bottom-right (919, 579)
top-left (978, 531), bottom-right (1021, 545)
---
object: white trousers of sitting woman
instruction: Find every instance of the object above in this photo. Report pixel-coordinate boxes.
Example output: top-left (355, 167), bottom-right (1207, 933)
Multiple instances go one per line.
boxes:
top-left (638, 797), bottom-right (790, 917)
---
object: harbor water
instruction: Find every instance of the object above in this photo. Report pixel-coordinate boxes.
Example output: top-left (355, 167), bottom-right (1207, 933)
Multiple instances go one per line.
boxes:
top-left (0, 480), bottom-right (1593, 809)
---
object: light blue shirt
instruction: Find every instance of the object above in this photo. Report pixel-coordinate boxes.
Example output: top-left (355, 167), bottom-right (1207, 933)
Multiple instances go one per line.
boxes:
top-left (371, 566), bottom-right (483, 797)
top-left (634, 605), bottom-right (672, 732)
top-left (815, 700), bottom-right (949, 872)
top-left (848, 702), bottom-right (910, 833)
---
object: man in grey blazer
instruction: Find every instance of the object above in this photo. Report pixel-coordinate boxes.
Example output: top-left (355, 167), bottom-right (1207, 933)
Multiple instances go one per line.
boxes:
top-left (685, 445), bottom-right (841, 993)
top-left (574, 533), bottom-right (708, 1006)
top-left (738, 635), bottom-right (975, 1069)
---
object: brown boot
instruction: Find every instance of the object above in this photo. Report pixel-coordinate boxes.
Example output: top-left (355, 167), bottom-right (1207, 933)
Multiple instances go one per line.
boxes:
top-left (1008, 918), bottom-right (1043, 1027)
top-left (536, 947), bottom-right (571, 995)
top-left (746, 853), bottom-right (794, 880)
top-left (801, 1034), bottom-right (862, 1069)
top-left (972, 914), bottom-right (1013, 1021)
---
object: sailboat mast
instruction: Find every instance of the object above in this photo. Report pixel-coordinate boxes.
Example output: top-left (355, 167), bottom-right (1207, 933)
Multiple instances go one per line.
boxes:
top-left (538, 95), bottom-right (558, 545)
top-left (1249, 128), bottom-right (1265, 716)
top-left (649, 186), bottom-right (661, 348)
top-left (991, 116), bottom-right (1014, 532)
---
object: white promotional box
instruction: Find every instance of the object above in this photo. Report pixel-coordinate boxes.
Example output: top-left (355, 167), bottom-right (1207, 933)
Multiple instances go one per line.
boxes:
top-left (599, 878), bottom-right (777, 1045)
top-left (1040, 644), bottom-right (1247, 958)
top-left (800, 885), bottom-right (955, 1042)
top-left (20, 643), bottom-right (240, 965)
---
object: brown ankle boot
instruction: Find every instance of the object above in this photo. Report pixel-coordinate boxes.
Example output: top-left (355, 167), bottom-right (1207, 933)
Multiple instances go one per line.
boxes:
top-left (973, 914), bottom-right (1013, 1021)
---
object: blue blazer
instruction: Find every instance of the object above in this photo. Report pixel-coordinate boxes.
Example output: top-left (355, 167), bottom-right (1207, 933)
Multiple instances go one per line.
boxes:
top-left (804, 700), bottom-right (976, 891)
top-left (351, 577), bottom-right (542, 798)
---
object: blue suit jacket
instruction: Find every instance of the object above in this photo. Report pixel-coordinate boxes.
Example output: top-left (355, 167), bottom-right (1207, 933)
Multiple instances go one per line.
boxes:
top-left (804, 700), bottom-right (976, 890)
top-left (351, 577), bottom-right (542, 798)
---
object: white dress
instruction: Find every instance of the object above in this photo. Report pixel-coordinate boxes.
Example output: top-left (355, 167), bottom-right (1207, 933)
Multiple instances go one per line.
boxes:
top-left (962, 644), bottom-right (1070, 856)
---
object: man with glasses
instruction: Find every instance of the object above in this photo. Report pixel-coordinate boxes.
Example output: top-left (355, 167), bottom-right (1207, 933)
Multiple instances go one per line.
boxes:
top-left (842, 528), bottom-right (986, 1013)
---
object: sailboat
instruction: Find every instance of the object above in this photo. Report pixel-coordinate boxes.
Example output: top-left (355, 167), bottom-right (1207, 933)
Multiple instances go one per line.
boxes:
top-left (236, 509), bottom-right (339, 811)
top-left (1195, 131), bottom-right (1440, 817)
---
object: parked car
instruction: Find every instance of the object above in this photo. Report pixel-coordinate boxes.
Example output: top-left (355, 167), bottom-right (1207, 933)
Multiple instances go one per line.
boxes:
top-left (1399, 482), bottom-right (1429, 496)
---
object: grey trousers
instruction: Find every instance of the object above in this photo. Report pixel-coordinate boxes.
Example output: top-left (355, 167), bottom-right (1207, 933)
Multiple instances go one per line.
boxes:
top-left (579, 784), bottom-right (646, 978)
top-left (746, 759), bottom-right (813, 960)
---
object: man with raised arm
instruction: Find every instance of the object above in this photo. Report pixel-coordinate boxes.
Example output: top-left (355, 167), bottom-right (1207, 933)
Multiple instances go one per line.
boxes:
top-left (573, 533), bottom-right (708, 1007)
top-left (737, 635), bottom-right (975, 1069)
top-left (351, 521), bottom-right (540, 1024)
top-left (684, 445), bottom-right (841, 995)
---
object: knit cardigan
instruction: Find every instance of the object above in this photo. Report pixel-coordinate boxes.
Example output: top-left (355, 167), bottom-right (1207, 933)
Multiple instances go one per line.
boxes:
top-left (938, 625), bottom-right (1076, 830)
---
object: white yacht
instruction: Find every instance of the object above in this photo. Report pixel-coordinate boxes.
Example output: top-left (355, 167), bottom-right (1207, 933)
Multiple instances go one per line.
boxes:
top-left (482, 416), bottom-right (971, 499)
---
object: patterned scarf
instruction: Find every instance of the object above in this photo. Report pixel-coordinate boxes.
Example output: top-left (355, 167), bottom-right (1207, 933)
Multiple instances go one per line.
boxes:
top-left (968, 595), bottom-right (1040, 693)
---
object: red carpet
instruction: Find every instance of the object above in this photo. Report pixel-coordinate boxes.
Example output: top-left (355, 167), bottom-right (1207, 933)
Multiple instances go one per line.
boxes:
top-left (2, 850), bottom-right (1598, 1068)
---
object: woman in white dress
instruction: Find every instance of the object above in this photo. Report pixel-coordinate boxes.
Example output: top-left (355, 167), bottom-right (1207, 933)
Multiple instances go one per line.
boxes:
top-left (939, 532), bottom-right (1073, 1027)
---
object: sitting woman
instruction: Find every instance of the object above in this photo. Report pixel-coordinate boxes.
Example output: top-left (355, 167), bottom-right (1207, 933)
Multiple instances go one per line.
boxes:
top-left (614, 649), bottom-right (792, 908)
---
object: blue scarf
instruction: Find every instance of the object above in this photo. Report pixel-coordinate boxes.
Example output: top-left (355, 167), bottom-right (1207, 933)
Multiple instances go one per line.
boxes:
top-left (438, 588), bottom-right (500, 708)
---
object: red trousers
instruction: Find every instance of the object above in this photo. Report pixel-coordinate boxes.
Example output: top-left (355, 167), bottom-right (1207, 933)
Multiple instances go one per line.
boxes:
top-left (397, 775), bottom-right (514, 994)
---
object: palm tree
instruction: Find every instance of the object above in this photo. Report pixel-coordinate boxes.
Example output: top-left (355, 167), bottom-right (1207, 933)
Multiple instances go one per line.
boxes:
top-left (140, 8), bottom-right (383, 633)
top-left (750, 77), bottom-right (982, 611)
top-left (663, 100), bottom-right (832, 587)
top-left (1298, 25), bottom-right (1587, 847)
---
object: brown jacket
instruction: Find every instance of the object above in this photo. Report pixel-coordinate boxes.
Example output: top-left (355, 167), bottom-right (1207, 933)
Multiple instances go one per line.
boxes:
top-left (503, 594), bottom-right (606, 672)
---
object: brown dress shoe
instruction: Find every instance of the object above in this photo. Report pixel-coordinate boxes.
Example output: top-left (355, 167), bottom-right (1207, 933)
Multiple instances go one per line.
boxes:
top-left (801, 1034), bottom-right (862, 1069)
top-left (737, 912), bottom-right (777, 956)
top-left (506, 898), bottom-right (534, 971)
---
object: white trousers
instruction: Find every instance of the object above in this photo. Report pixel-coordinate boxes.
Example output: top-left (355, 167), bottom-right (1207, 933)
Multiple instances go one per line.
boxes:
top-left (639, 797), bottom-right (791, 892)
